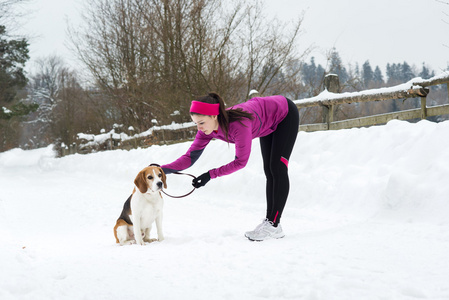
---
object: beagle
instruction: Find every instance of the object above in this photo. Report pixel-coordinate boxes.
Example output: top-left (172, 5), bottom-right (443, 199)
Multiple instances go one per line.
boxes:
top-left (114, 165), bottom-right (167, 245)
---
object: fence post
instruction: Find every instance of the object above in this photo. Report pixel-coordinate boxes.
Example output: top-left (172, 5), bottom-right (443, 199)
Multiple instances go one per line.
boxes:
top-left (324, 74), bottom-right (340, 93)
top-left (248, 89), bottom-right (259, 99)
top-left (109, 133), bottom-right (113, 150)
top-left (420, 97), bottom-right (427, 119)
top-left (62, 145), bottom-right (68, 157)
top-left (70, 143), bottom-right (76, 155)
top-left (323, 74), bottom-right (340, 129)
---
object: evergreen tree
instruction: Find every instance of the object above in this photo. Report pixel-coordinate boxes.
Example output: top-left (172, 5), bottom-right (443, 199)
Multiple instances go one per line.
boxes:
top-left (354, 63), bottom-right (360, 78)
top-left (373, 66), bottom-right (384, 86)
top-left (362, 60), bottom-right (374, 88)
top-left (0, 25), bottom-right (29, 105)
top-left (386, 63), bottom-right (402, 85)
top-left (0, 25), bottom-right (36, 122)
top-left (401, 62), bottom-right (415, 81)
top-left (418, 63), bottom-right (435, 79)
top-left (301, 57), bottom-right (325, 97)
top-left (316, 64), bottom-right (326, 81)
top-left (386, 63), bottom-right (393, 83)
top-left (328, 48), bottom-right (348, 84)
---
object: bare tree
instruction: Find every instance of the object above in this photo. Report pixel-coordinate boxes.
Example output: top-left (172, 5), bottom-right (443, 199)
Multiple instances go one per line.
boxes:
top-left (241, 1), bottom-right (307, 98)
top-left (24, 55), bottom-right (103, 148)
top-left (68, 0), bottom-right (309, 130)
top-left (0, 0), bottom-right (31, 32)
top-left (435, 0), bottom-right (449, 50)
top-left (69, 0), bottom-right (179, 129)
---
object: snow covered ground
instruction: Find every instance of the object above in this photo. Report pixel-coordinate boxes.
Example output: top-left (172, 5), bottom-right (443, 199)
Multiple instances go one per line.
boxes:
top-left (1, 119), bottom-right (449, 300)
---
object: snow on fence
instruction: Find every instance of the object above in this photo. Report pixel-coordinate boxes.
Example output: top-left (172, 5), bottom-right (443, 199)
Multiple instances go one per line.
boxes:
top-left (64, 72), bottom-right (449, 156)
top-left (296, 71), bottom-right (449, 131)
top-left (63, 122), bottom-right (197, 156)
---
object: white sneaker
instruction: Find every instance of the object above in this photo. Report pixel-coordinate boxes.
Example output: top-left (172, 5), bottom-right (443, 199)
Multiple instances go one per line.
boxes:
top-left (245, 220), bottom-right (285, 241)
top-left (244, 218), bottom-right (268, 238)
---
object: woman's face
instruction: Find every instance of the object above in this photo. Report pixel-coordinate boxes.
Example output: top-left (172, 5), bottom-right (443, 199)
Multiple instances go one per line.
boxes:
top-left (191, 114), bottom-right (218, 135)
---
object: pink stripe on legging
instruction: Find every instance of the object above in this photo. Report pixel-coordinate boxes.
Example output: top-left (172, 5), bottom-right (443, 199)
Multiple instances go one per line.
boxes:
top-left (280, 156), bottom-right (288, 167)
top-left (273, 211), bottom-right (279, 223)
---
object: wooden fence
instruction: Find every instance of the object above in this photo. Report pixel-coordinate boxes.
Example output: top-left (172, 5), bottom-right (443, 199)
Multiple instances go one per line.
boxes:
top-left (70, 72), bottom-right (449, 156)
top-left (147, 72), bottom-right (449, 137)
top-left (295, 72), bottom-right (449, 132)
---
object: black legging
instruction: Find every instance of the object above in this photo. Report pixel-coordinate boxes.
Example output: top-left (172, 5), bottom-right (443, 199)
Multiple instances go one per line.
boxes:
top-left (260, 98), bottom-right (299, 226)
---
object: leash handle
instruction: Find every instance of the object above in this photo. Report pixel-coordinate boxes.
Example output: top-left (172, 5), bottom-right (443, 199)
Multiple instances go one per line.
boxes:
top-left (161, 171), bottom-right (197, 199)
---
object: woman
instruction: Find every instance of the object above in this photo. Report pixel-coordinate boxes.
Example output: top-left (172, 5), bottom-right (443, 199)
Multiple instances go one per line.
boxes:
top-left (161, 92), bottom-right (299, 241)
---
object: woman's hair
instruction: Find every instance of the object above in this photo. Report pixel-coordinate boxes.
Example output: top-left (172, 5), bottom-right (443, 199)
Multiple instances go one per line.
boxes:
top-left (191, 92), bottom-right (253, 141)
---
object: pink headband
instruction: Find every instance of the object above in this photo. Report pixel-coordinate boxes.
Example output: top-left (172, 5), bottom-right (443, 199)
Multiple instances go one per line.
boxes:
top-left (190, 101), bottom-right (220, 116)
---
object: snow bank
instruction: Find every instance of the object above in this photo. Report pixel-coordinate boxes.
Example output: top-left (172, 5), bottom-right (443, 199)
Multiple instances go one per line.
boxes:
top-left (1, 120), bottom-right (449, 300)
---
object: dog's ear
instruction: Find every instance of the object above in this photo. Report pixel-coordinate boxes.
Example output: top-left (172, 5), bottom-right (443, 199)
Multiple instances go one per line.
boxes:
top-left (159, 167), bottom-right (167, 189)
top-left (134, 169), bottom-right (148, 193)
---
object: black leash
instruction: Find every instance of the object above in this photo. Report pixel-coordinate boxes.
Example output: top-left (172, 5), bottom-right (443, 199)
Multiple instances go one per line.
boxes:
top-left (149, 164), bottom-right (197, 198)
top-left (162, 172), bottom-right (197, 199)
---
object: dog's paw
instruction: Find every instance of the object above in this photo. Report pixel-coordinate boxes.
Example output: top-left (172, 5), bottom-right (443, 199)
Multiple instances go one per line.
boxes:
top-left (144, 238), bottom-right (158, 243)
top-left (135, 239), bottom-right (145, 246)
top-left (119, 239), bottom-right (136, 246)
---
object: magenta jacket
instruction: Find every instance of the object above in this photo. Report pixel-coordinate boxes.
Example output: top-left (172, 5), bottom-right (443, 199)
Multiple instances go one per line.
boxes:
top-left (161, 95), bottom-right (289, 179)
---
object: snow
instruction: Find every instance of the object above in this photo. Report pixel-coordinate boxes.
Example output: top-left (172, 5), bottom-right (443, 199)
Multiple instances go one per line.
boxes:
top-left (1, 119), bottom-right (449, 300)
top-left (294, 72), bottom-right (449, 107)
top-left (2, 107), bottom-right (12, 114)
top-left (77, 121), bottom-right (196, 150)
top-left (249, 89), bottom-right (259, 96)
top-left (412, 71), bottom-right (449, 86)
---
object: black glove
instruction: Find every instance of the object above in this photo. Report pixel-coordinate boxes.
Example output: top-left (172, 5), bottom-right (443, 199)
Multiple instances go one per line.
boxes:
top-left (192, 172), bottom-right (211, 188)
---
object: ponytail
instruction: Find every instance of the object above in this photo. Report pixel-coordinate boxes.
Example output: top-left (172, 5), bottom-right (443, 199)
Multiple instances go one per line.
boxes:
top-left (191, 92), bottom-right (253, 142)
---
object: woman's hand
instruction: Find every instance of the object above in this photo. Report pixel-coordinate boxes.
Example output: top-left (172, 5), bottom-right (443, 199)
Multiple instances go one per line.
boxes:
top-left (192, 172), bottom-right (211, 188)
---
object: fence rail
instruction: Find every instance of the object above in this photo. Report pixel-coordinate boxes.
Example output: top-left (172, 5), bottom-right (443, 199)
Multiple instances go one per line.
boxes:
top-left (295, 72), bottom-right (449, 132)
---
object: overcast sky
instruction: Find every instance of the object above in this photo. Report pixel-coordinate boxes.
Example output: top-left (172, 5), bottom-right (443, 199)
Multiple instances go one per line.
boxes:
top-left (20, 0), bottom-right (449, 75)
